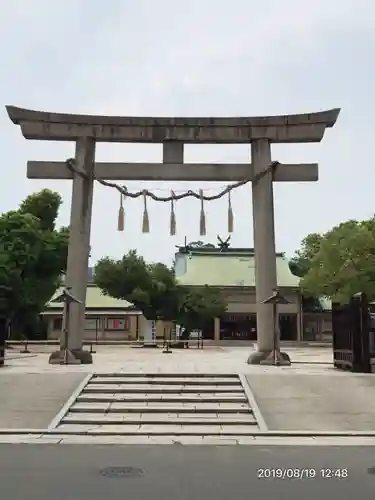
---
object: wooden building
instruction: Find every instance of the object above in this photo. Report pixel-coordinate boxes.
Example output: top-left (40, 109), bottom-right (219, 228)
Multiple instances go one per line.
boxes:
top-left (175, 245), bottom-right (303, 342)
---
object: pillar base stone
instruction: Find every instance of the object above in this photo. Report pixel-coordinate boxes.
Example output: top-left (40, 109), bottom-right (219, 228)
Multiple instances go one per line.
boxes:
top-left (48, 349), bottom-right (93, 365)
top-left (247, 349), bottom-right (291, 366)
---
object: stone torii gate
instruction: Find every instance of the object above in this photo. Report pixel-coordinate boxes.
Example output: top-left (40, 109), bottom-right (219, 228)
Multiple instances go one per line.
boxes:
top-left (6, 105), bottom-right (340, 365)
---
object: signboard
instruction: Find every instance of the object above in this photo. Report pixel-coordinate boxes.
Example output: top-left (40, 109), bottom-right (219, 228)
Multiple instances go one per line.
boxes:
top-left (107, 317), bottom-right (128, 330)
top-left (143, 319), bottom-right (156, 344)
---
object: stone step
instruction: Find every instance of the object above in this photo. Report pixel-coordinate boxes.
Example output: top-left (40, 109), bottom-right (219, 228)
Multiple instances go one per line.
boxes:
top-left (62, 414), bottom-right (257, 425)
top-left (56, 423), bottom-right (259, 435)
top-left (53, 372), bottom-right (259, 436)
top-left (91, 377), bottom-right (242, 386)
top-left (93, 373), bottom-right (239, 378)
top-left (77, 394), bottom-right (248, 403)
top-left (70, 403), bottom-right (252, 413)
top-left (74, 399), bottom-right (250, 409)
top-left (84, 385), bottom-right (244, 394)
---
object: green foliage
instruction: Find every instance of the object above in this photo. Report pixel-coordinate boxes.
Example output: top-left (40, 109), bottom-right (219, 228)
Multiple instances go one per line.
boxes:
top-left (94, 250), bottom-right (178, 320)
top-left (289, 233), bottom-right (322, 278)
top-left (177, 285), bottom-right (227, 332)
top-left (19, 189), bottom-right (62, 231)
top-left (0, 189), bottom-right (69, 337)
top-left (94, 250), bottom-right (227, 326)
top-left (297, 218), bottom-right (375, 304)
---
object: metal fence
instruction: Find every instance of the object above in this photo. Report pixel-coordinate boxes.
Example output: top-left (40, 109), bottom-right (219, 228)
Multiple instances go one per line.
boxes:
top-left (332, 292), bottom-right (372, 373)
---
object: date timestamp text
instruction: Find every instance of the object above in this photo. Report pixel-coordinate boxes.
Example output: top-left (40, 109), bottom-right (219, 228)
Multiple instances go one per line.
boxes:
top-left (257, 468), bottom-right (348, 480)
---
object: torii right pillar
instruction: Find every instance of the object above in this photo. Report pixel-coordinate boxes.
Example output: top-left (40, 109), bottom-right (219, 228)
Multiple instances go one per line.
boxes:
top-left (247, 111), bottom-right (340, 364)
top-left (248, 138), bottom-right (280, 364)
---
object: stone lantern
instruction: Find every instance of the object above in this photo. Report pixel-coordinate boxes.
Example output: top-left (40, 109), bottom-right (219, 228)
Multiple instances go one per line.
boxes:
top-left (49, 287), bottom-right (83, 365)
top-left (260, 289), bottom-right (292, 366)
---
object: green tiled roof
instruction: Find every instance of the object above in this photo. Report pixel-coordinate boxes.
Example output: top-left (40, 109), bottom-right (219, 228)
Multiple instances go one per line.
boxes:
top-left (176, 253), bottom-right (300, 288)
top-left (46, 284), bottom-right (135, 310)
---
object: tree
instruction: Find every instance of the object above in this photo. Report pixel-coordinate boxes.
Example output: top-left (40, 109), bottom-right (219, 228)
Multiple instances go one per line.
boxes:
top-left (300, 218), bottom-right (375, 303)
top-left (177, 285), bottom-right (227, 334)
top-left (289, 233), bottom-right (322, 278)
top-left (19, 189), bottom-right (62, 231)
top-left (94, 250), bottom-right (227, 330)
top-left (94, 250), bottom-right (179, 320)
top-left (0, 189), bottom-right (69, 338)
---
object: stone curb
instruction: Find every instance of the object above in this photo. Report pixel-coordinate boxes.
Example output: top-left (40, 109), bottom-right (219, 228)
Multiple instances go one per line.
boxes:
top-left (2, 428), bottom-right (375, 437)
top-left (47, 373), bottom-right (93, 430)
top-left (92, 373), bottom-right (240, 378)
top-left (238, 374), bottom-right (268, 431)
top-left (0, 435), bottom-right (374, 446)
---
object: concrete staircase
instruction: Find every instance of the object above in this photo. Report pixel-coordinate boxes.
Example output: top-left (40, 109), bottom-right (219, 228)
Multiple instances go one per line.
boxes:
top-left (57, 373), bottom-right (260, 435)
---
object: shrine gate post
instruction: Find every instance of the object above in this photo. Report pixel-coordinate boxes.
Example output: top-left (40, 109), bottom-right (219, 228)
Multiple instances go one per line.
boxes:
top-left (6, 106), bottom-right (340, 364)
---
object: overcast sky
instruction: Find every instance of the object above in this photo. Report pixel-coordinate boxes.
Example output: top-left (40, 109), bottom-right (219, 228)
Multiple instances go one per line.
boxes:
top-left (1, 0), bottom-right (374, 265)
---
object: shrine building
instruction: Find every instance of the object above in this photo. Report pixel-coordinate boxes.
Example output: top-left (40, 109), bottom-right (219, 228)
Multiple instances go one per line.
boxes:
top-left (175, 245), bottom-right (302, 342)
top-left (42, 248), bottom-right (332, 343)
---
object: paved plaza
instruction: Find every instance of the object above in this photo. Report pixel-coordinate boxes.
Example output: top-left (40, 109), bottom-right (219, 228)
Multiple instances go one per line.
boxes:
top-left (1, 346), bottom-right (375, 445)
top-left (247, 373), bottom-right (375, 432)
top-left (3, 344), bottom-right (335, 374)
top-left (0, 372), bottom-right (87, 429)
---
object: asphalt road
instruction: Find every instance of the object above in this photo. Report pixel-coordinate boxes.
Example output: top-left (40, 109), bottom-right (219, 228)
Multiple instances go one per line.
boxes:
top-left (1, 444), bottom-right (375, 499)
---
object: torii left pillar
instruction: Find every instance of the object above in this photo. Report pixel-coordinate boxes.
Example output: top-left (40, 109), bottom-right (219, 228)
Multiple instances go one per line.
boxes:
top-left (49, 138), bottom-right (96, 364)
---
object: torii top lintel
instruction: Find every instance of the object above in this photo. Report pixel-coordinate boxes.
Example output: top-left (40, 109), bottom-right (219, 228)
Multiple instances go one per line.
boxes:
top-left (6, 105), bottom-right (340, 144)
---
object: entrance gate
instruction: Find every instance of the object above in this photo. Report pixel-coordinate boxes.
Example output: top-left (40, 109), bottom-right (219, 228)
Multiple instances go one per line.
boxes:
top-left (332, 292), bottom-right (372, 373)
top-left (6, 105), bottom-right (340, 365)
